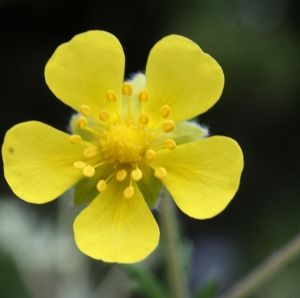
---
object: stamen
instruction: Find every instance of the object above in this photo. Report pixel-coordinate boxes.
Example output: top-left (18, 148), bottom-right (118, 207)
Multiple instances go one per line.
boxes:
top-left (145, 149), bottom-right (156, 161)
top-left (77, 116), bottom-right (88, 129)
top-left (131, 168), bottom-right (142, 181)
top-left (165, 139), bottom-right (176, 150)
top-left (162, 120), bottom-right (175, 132)
top-left (124, 185), bottom-right (134, 199)
top-left (122, 82), bottom-right (133, 96)
top-left (160, 105), bottom-right (170, 118)
top-left (122, 82), bottom-right (133, 121)
top-left (70, 135), bottom-right (81, 144)
top-left (138, 114), bottom-right (149, 125)
top-left (106, 90), bottom-right (117, 102)
top-left (84, 126), bottom-right (103, 136)
top-left (138, 90), bottom-right (149, 102)
top-left (83, 165), bottom-right (95, 177)
top-left (154, 167), bottom-right (167, 179)
top-left (99, 109), bottom-right (110, 122)
top-left (80, 105), bottom-right (91, 116)
top-left (97, 180), bottom-right (107, 192)
top-left (93, 160), bottom-right (109, 169)
top-left (116, 169), bottom-right (127, 181)
top-left (83, 148), bottom-right (97, 158)
top-left (74, 161), bottom-right (86, 169)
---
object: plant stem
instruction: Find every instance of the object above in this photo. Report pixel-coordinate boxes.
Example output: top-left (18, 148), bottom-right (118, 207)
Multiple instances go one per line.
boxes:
top-left (160, 189), bottom-right (189, 298)
top-left (219, 233), bottom-right (300, 298)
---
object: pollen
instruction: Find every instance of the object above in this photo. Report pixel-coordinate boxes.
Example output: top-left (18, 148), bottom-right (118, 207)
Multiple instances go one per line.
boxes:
top-left (77, 116), bottom-right (88, 129)
top-left (74, 161), bottom-right (86, 169)
top-left (154, 167), bottom-right (167, 179)
top-left (99, 109), bottom-right (110, 122)
top-left (106, 90), bottom-right (117, 102)
top-left (83, 148), bottom-right (97, 158)
top-left (162, 120), bottom-right (175, 132)
top-left (100, 122), bottom-right (150, 164)
top-left (138, 90), bottom-right (149, 102)
top-left (165, 139), bottom-right (176, 150)
top-left (122, 82), bottom-right (133, 96)
top-left (80, 105), bottom-right (91, 116)
top-left (83, 165), bottom-right (95, 177)
top-left (116, 169), bottom-right (127, 181)
top-left (97, 180), bottom-right (107, 192)
top-left (131, 168), bottom-right (142, 181)
top-left (124, 185), bottom-right (134, 199)
top-left (145, 149), bottom-right (156, 161)
top-left (138, 114), bottom-right (149, 125)
top-left (160, 105), bottom-right (170, 118)
top-left (70, 134), bottom-right (81, 144)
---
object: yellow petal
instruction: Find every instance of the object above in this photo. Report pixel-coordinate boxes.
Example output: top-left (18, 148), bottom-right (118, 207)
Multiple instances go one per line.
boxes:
top-left (74, 177), bottom-right (159, 263)
top-left (144, 35), bottom-right (224, 128)
top-left (2, 121), bottom-right (90, 204)
top-left (152, 137), bottom-right (243, 219)
top-left (45, 31), bottom-right (124, 122)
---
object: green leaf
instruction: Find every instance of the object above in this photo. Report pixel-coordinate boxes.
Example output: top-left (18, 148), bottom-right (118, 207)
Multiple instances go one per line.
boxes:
top-left (123, 264), bottom-right (169, 298)
top-left (192, 279), bottom-right (218, 298)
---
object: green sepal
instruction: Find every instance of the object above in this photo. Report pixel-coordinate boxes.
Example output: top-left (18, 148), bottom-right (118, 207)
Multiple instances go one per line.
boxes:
top-left (123, 264), bottom-right (169, 298)
top-left (137, 162), bottom-right (162, 208)
top-left (152, 121), bottom-right (208, 148)
top-left (72, 163), bottom-right (114, 206)
top-left (69, 113), bottom-right (106, 143)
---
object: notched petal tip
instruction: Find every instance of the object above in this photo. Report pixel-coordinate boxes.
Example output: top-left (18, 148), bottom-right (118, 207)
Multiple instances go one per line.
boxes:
top-left (145, 34), bottom-right (224, 127)
top-left (153, 136), bottom-right (243, 219)
top-left (73, 178), bottom-right (159, 263)
top-left (2, 121), bottom-right (89, 204)
top-left (45, 30), bottom-right (125, 121)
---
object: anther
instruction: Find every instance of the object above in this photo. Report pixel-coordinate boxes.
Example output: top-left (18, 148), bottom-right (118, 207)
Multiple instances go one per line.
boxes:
top-left (131, 168), bottom-right (142, 181)
top-left (145, 149), bottom-right (156, 161)
top-left (77, 116), bottom-right (88, 129)
top-left (80, 105), bottom-right (91, 116)
top-left (83, 148), bottom-right (97, 158)
top-left (154, 167), bottom-right (167, 179)
top-left (97, 180), bottom-right (107, 192)
top-left (165, 139), bottom-right (176, 150)
top-left (122, 82), bottom-right (133, 96)
top-left (70, 135), bottom-right (81, 144)
top-left (106, 90), bottom-right (117, 102)
top-left (83, 165), bottom-right (95, 177)
top-left (162, 120), bottom-right (175, 132)
top-left (138, 114), bottom-right (149, 125)
top-left (160, 105), bottom-right (170, 118)
top-left (99, 109), bottom-right (110, 122)
top-left (74, 161), bottom-right (86, 169)
top-left (138, 90), bottom-right (149, 102)
top-left (124, 185), bottom-right (134, 199)
top-left (116, 169), bottom-right (127, 181)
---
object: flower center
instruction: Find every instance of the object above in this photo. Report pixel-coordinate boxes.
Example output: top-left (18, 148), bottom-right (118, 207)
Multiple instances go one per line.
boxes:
top-left (71, 81), bottom-right (176, 199)
top-left (100, 122), bottom-right (150, 165)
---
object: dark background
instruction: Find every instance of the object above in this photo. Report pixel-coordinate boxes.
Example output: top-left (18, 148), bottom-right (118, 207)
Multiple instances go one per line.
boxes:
top-left (1, 0), bottom-right (300, 297)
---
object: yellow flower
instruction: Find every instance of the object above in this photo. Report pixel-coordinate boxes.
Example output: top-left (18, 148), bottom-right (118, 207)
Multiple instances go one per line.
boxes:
top-left (2, 31), bottom-right (243, 263)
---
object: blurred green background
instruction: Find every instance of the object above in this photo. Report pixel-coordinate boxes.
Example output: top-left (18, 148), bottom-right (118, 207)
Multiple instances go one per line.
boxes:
top-left (1, 0), bottom-right (300, 297)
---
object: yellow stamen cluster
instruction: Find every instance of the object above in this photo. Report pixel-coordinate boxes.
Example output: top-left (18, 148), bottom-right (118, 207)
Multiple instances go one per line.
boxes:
top-left (71, 81), bottom-right (177, 200)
